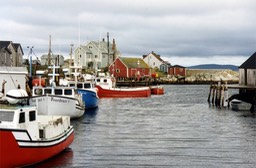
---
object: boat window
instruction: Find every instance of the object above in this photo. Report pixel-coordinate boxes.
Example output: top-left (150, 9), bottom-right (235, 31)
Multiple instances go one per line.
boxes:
top-left (96, 79), bottom-right (100, 82)
top-left (19, 112), bottom-right (25, 123)
top-left (55, 89), bottom-right (63, 95)
top-left (84, 83), bottom-right (91, 88)
top-left (34, 88), bottom-right (43, 95)
top-left (77, 83), bottom-right (83, 88)
top-left (39, 129), bottom-right (44, 139)
top-left (70, 84), bottom-right (75, 87)
top-left (29, 110), bottom-right (36, 121)
top-left (64, 89), bottom-right (73, 95)
top-left (0, 111), bottom-right (14, 122)
top-left (45, 89), bottom-right (52, 94)
top-left (103, 79), bottom-right (107, 83)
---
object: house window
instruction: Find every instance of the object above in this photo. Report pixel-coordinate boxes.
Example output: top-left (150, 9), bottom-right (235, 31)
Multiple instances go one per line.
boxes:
top-left (153, 62), bottom-right (155, 66)
top-left (95, 55), bottom-right (98, 58)
top-left (142, 69), bottom-right (145, 72)
top-left (116, 69), bottom-right (120, 73)
top-left (179, 68), bottom-right (183, 72)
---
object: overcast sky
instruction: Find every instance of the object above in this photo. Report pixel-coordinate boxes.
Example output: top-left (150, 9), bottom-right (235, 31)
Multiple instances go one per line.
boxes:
top-left (1, 0), bottom-right (256, 66)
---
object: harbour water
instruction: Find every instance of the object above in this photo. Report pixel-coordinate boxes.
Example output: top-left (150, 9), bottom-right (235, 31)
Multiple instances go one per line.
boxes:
top-left (32, 85), bottom-right (256, 168)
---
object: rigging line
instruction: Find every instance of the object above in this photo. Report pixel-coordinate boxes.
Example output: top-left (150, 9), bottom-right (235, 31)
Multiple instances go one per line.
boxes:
top-left (4, 66), bottom-right (17, 89)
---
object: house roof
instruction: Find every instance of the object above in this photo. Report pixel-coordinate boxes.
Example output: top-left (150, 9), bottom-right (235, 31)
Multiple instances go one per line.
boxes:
top-left (13, 43), bottom-right (24, 55)
top-left (239, 52), bottom-right (256, 69)
top-left (119, 57), bottom-right (149, 68)
top-left (0, 41), bottom-right (24, 55)
top-left (171, 65), bottom-right (186, 68)
top-left (0, 41), bottom-right (11, 49)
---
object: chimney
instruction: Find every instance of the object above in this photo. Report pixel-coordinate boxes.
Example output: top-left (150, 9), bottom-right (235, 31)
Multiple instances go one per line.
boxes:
top-left (112, 38), bottom-right (116, 61)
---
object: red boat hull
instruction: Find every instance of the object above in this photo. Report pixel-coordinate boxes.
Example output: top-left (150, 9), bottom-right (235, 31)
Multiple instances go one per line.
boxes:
top-left (151, 86), bottom-right (164, 95)
top-left (95, 85), bottom-right (151, 98)
top-left (0, 129), bottom-right (74, 168)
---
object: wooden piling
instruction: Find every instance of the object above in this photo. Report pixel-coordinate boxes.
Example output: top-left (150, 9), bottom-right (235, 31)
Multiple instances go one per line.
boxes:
top-left (208, 81), bottom-right (229, 108)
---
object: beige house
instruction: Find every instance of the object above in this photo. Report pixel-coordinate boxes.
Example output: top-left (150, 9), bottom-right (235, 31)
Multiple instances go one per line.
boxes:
top-left (40, 54), bottom-right (65, 66)
top-left (0, 41), bottom-right (24, 67)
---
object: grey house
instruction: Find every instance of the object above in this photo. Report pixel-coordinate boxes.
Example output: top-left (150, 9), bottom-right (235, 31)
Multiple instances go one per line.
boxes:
top-left (73, 38), bottom-right (120, 70)
top-left (0, 41), bottom-right (24, 67)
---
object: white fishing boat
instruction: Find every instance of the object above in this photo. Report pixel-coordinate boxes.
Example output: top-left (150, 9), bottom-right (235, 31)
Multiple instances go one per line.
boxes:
top-left (30, 85), bottom-right (85, 119)
top-left (231, 99), bottom-right (252, 111)
top-left (29, 65), bottom-right (85, 119)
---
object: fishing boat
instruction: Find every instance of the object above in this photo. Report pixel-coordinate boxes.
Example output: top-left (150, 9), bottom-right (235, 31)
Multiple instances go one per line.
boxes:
top-left (150, 85), bottom-right (164, 95)
top-left (29, 65), bottom-right (85, 119)
top-left (29, 85), bottom-right (85, 119)
top-left (0, 104), bottom-right (74, 168)
top-left (94, 76), bottom-right (151, 98)
top-left (60, 71), bottom-right (99, 110)
top-left (61, 79), bottom-right (99, 110)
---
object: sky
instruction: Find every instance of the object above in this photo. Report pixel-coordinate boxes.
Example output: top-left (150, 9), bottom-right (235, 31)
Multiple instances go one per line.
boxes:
top-left (1, 0), bottom-right (256, 66)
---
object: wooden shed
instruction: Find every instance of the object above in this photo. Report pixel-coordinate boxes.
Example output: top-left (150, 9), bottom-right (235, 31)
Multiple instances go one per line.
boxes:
top-left (227, 52), bottom-right (256, 112)
top-left (168, 65), bottom-right (186, 77)
top-left (238, 52), bottom-right (256, 87)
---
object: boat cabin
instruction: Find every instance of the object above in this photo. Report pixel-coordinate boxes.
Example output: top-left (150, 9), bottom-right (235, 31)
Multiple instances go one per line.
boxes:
top-left (63, 81), bottom-right (95, 90)
top-left (32, 86), bottom-right (76, 98)
top-left (0, 105), bottom-right (71, 140)
top-left (94, 76), bottom-right (116, 89)
top-left (0, 106), bottom-right (39, 139)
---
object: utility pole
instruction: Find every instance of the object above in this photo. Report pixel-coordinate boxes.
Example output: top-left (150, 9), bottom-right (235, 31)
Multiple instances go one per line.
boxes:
top-left (69, 43), bottom-right (74, 75)
top-left (107, 32), bottom-right (110, 67)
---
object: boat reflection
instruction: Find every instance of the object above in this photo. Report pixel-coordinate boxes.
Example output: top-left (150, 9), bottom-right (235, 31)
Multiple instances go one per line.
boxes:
top-left (24, 147), bottom-right (74, 168)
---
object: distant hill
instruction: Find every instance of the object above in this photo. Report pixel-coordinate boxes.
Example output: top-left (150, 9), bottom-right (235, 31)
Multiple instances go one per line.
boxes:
top-left (188, 64), bottom-right (238, 71)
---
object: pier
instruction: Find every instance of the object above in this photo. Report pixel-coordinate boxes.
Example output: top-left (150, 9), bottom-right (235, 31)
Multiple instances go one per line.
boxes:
top-left (208, 82), bottom-right (256, 112)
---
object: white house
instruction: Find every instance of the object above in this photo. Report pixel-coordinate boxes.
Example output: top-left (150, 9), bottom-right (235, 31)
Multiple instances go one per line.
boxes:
top-left (143, 51), bottom-right (170, 71)
top-left (73, 38), bottom-right (121, 70)
top-left (0, 66), bottom-right (28, 96)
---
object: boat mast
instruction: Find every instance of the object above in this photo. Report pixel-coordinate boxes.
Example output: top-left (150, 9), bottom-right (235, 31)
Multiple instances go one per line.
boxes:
top-left (48, 35), bottom-right (52, 66)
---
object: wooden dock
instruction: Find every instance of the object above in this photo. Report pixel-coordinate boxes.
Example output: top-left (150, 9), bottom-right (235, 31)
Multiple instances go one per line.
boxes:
top-left (207, 82), bottom-right (256, 112)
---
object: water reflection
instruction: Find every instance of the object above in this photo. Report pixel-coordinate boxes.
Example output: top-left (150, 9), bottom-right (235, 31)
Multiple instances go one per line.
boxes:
top-left (25, 147), bottom-right (74, 168)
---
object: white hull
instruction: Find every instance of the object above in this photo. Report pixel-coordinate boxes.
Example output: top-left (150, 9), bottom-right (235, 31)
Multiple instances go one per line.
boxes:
top-left (231, 99), bottom-right (251, 111)
top-left (30, 95), bottom-right (84, 119)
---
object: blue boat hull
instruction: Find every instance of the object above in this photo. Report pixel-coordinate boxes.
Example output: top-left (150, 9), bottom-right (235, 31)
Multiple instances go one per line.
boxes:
top-left (77, 89), bottom-right (99, 110)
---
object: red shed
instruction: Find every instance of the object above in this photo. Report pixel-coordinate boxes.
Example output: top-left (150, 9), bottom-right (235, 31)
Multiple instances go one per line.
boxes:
top-left (168, 65), bottom-right (186, 76)
top-left (109, 57), bottom-right (150, 79)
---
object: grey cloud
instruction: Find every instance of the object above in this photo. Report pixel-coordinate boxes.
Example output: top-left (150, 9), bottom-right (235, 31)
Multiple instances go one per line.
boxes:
top-left (1, 0), bottom-right (256, 66)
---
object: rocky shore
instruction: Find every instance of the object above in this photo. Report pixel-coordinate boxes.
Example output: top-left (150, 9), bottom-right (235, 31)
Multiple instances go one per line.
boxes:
top-left (159, 69), bottom-right (239, 84)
